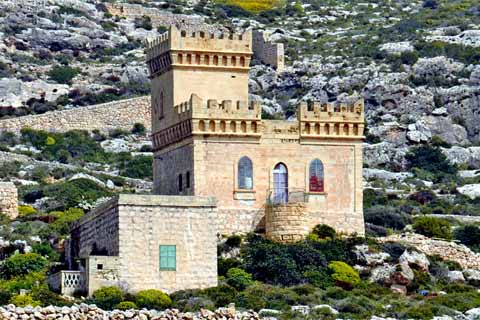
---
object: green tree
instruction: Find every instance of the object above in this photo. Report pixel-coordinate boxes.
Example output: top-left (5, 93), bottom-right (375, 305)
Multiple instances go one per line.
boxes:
top-left (91, 286), bottom-right (124, 310)
top-left (413, 216), bottom-right (452, 240)
top-left (135, 289), bottom-right (172, 310)
top-left (226, 268), bottom-right (254, 290)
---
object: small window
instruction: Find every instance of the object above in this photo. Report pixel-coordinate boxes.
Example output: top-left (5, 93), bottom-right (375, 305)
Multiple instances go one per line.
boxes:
top-left (309, 159), bottom-right (324, 192)
top-left (186, 171), bottom-right (190, 189)
top-left (238, 156), bottom-right (253, 190)
top-left (178, 174), bottom-right (183, 192)
top-left (97, 264), bottom-right (103, 270)
top-left (159, 245), bottom-right (176, 271)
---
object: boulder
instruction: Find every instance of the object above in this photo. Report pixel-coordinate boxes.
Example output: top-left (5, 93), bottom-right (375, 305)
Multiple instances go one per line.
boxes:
top-left (312, 305), bottom-right (338, 315)
top-left (447, 270), bottom-right (465, 283)
top-left (457, 184), bottom-right (480, 199)
top-left (464, 269), bottom-right (480, 286)
top-left (370, 264), bottom-right (396, 284)
top-left (399, 250), bottom-right (430, 272)
top-left (354, 244), bottom-right (391, 265)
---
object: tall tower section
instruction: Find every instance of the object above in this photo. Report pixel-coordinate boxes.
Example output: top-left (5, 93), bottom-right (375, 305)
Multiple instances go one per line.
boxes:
top-left (146, 26), bottom-right (253, 134)
top-left (146, 26), bottom-right (254, 194)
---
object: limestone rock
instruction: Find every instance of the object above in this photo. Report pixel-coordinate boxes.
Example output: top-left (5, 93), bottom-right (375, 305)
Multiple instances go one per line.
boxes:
top-left (399, 250), bottom-right (430, 272)
top-left (447, 270), bottom-right (465, 283)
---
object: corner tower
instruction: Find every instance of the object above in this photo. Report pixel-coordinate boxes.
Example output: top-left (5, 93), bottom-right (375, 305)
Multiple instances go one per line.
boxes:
top-left (146, 26), bottom-right (253, 134)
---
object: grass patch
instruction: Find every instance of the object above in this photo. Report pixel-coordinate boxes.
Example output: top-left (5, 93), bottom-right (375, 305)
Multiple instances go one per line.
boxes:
top-left (214, 0), bottom-right (283, 12)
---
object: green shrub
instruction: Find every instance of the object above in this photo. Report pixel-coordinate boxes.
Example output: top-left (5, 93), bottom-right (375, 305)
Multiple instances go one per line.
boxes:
top-left (0, 253), bottom-right (47, 279)
top-left (237, 283), bottom-right (299, 311)
top-left (135, 289), bottom-right (172, 310)
top-left (31, 286), bottom-right (72, 306)
top-left (413, 216), bottom-right (452, 240)
top-left (201, 284), bottom-right (237, 307)
top-left (454, 225), bottom-right (480, 247)
top-left (9, 294), bottom-right (41, 307)
top-left (226, 268), bottom-right (253, 290)
top-left (131, 123), bottom-right (146, 135)
top-left (312, 224), bottom-right (336, 239)
top-left (31, 243), bottom-right (60, 261)
top-left (92, 286), bottom-right (124, 310)
top-left (116, 301), bottom-right (137, 310)
top-left (119, 155), bottom-right (153, 179)
top-left (328, 261), bottom-right (360, 288)
top-left (48, 66), bottom-right (80, 84)
top-left (225, 234), bottom-right (242, 247)
top-left (364, 205), bottom-right (412, 230)
top-left (406, 145), bottom-right (457, 180)
top-left (303, 268), bottom-right (334, 288)
top-left (48, 208), bottom-right (85, 236)
top-left (218, 258), bottom-right (242, 277)
top-left (18, 205), bottom-right (37, 216)
top-left (0, 289), bottom-right (11, 305)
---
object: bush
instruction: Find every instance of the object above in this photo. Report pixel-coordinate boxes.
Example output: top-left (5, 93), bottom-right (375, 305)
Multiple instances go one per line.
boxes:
top-left (131, 123), bottom-right (146, 135)
top-left (18, 205), bottom-right (37, 216)
top-left (32, 243), bottom-right (60, 261)
top-left (303, 268), bottom-right (334, 289)
top-left (237, 283), bottom-right (299, 311)
top-left (406, 145), bottom-right (457, 180)
top-left (413, 216), bottom-right (452, 240)
top-left (116, 301), bottom-right (138, 310)
top-left (135, 289), bottom-right (172, 310)
top-left (226, 268), bottom-right (254, 290)
top-left (328, 261), bottom-right (360, 289)
top-left (201, 284), bottom-right (238, 307)
top-left (92, 286), bottom-right (124, 310)
top-left (48, 208), bottom-right (85, 236)
top-left (118, 155), bottom-right (153, 179)
top-left (454, 225), bottom-right (480, 247)
top-left (9, 294), bottom-right (41, 307)
top-left (48, 66), bottom-right (80, 84)
top-left (225, 234), bottom-right (242, 248)
top-left (312, 224), bottom-right (336, 239)
top-left (31, 286), bottom-right (72, 306)
top-left (364, 205), bottom-right (412, 230)
top-left (218, 258), bottom-right (242, 277)
top-left (0, 253), bottom-right (47, 279)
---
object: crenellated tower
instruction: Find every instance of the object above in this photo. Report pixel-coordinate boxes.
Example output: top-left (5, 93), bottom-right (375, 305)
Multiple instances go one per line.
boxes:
top-left (146, 26), bottom-right (253, 134)
top-left (145, 25), bottom-right (365, 237)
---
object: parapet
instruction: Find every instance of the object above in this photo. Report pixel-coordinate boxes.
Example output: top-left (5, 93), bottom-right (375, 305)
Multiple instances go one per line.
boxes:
top-left (174, 94), bottom-right (261, 120)
top-left (146, 26), bottom-right (253, 61)
top-left (297, 100), bottom-right (365, 138)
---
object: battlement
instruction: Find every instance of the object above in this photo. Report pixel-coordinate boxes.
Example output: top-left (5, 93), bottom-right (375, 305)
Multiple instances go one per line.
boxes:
top-left (297, 100), bottom-right (365, 138)
top-left (146, 26), bottom-right (252, 62)
top-left (174, 94), bottom-right (261, 120)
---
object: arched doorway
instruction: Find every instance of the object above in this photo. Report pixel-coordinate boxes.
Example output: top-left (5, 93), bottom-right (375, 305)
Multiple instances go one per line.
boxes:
top-left (273, 163), bottom-right (288, 204)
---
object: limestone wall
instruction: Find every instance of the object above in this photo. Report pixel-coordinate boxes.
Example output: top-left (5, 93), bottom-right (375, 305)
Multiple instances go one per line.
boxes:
top-left (0, 182), bottom-right (17, 219)
top-left (105, 3), bottom-right (211, 32)
top-left (252, 30), bottom-right (285, 72)
top-left (0, 96), bottom-right (151, 134)
top-left (266, 203), bottom-right (309, 243)
top-left (69, 194), bottom-right (218, 294)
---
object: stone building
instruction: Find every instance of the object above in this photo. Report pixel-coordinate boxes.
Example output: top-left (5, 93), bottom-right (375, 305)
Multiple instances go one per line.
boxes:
top-left (55, 195), bottom-right (217, 295)
top-left (146, 26), bottom-right (365, 239)
top-left (252, 30), bottom-right (285, 72)
top-left (52, 25), bottom-right (365, 296)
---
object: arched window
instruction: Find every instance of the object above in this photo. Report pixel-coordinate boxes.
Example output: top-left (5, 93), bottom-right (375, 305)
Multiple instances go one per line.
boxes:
top-left (309, 159), bottom-right (324, 192)
top-left (238, 156), bottom-right (253, 190)
top-left (273, 163), bottom-right (288, 203)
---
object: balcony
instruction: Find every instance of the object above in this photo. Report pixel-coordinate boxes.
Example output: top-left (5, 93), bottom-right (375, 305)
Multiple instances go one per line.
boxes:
top-left (266, 188), bottom-right (307, 205)
top-left (48, 270), bottom-right (86, 296)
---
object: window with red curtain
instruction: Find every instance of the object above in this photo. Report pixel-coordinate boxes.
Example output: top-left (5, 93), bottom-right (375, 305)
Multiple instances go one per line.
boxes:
top-left (309, 159), bottom-right (324, 192)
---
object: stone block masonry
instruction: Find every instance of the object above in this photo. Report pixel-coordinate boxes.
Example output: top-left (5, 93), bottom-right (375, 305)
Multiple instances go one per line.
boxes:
top-left (0, 96), bottom-right (151, 134)
top-left (253, 30), bottom-right (285, 72)
top-left (0, 182), bottom-right (18, 219)
top-left (67, 194), bottom-right (218, 294)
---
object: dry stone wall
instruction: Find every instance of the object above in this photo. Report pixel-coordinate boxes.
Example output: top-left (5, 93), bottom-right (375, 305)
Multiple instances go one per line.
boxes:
top-left (0, 182), bottom-right (17, 219)
top-left (0, 96), bottom-right (151, 134)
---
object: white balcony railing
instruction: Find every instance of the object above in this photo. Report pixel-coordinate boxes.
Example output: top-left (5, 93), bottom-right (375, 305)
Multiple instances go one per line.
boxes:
top-left (48, 271), bottom-right (86, 296)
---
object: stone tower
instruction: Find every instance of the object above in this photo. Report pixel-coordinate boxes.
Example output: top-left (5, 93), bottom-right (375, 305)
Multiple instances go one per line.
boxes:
top-left (146, 26), bottom-right (365, 237)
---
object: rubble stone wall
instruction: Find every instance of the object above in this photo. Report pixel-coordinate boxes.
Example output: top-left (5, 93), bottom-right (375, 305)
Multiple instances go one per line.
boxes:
top-left (0, 96), bottom-right (151, 134)
top-left (0, 182), bottom-right (17, 219)
top-left (252, 30), bottom-right (285, 72)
